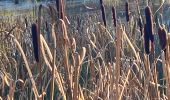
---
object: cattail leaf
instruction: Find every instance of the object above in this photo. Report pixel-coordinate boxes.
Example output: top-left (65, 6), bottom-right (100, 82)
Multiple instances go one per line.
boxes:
top-left (31, 23), bottom-right (39, 62)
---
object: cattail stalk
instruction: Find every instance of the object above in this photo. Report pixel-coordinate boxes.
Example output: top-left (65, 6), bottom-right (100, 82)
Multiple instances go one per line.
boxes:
top-left (50, 23), bottom-right (56, 100)
top-left (73, 53), bottom-right (80, 100)
top-left (56, 0), bottom-right (65, 20)
top-left (115, 27), bottom-right (123, 99)
top-left (38, 4), bottom-right (43, 96)
top-left (60, 19), bottom-right (72, 99)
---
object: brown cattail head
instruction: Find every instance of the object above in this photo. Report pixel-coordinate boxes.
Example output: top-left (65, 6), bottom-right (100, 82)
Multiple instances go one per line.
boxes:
top-left (158, 24), bottom-right (167, 51)
top-left (145, 6), bottom-right (154, 43)
top-left (125, 1), bottom-right (129, 22)
top-left (144, 24), bottom-right (150, 54)
top-left (100, 0), bottom-right (106, 27)
top-left (112, 6), bottom-right (117, 27)
top-left (31, 23), bottom-right (39, 62)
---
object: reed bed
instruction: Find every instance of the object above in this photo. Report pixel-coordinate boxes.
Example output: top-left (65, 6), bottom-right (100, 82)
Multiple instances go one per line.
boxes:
top-left (0, 0), bottom-right (170, 100)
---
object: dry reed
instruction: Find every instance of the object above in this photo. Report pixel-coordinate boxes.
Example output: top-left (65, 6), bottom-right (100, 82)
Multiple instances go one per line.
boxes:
top-left (1, 1), bottom-right (170, 100)
top-left (9, 34), bottom-right (39, 99)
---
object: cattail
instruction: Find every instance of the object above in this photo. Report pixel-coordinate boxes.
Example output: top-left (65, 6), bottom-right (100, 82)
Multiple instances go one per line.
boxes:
top-left (125, 1), bottom-right (129, 22)
top-left (60, 0), bottom-right (65, 20)
top-left (31, 23), bottom-right (39, 62)
top-left (168, 33), bottom-right (170, 45)
top-left (112, 6), bottom-right (117, 27)
top-left (145, 6), bottom-right (154, 43)
top-left (24, 17), bottom-right (28, 28)
top-left (144, 24), bottom-right (150, 54)
top-left (56, 0), bottom-right (65, 20)
top-left (56, 0), bottom-right (60, 19)
top-left (56, 0), bottom-right (60, 13)
top-left (138, 16), bottom-right (143, 35)
top-left (100, 0), bottom-right (106, 27)
top-left (158, 24), bottom-right (167, 50)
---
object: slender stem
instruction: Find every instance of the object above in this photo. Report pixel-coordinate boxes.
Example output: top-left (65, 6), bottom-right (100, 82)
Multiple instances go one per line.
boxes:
top-left (50, 23), bottom-right (56, 100)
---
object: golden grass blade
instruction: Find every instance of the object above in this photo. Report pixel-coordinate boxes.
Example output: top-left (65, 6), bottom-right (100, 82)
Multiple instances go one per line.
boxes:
top-left (60, 19), bottom-right (72, 99)
top-left (122, 29), bottom-right (140, 61)
top-left (40, 34), bottom-right (66, 100)
top-left (9, 34), bottom-right (39, 99)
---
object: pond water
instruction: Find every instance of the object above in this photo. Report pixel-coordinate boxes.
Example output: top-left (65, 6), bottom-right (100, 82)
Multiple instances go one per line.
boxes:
top-left (0, 0), bottom-right (47, 11)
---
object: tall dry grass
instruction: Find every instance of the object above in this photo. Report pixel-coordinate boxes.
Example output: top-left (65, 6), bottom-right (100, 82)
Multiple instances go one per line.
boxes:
top-left (0, 0), bottom-right (170, 100)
